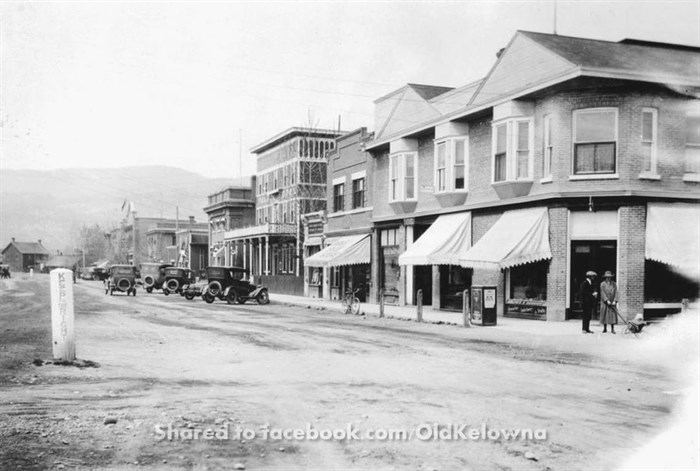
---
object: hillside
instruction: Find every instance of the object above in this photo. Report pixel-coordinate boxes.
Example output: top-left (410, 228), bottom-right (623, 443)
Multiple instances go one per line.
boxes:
top-left (0, 166), bottom-right (251, 253)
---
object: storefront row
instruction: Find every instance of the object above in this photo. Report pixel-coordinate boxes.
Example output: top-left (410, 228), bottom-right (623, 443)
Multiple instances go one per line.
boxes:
top-left (305, 203), bottom-right (699, 321)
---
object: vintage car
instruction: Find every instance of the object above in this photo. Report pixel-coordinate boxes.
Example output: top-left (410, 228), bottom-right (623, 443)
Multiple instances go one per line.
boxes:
top-left (105, 264), bottom-right (138, 296)
top-left (140, 263), bottom-right (173, 293)
top-left (201, 266), bottom-right (269, 305)
top-left (162, 267), bottom-right (196, 296)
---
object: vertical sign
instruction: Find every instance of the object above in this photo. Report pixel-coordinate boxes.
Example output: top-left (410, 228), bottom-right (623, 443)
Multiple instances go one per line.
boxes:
top-left (50, 269), bottom-right (76, 361)
top-left (484, 289), bottom-right (496, 309)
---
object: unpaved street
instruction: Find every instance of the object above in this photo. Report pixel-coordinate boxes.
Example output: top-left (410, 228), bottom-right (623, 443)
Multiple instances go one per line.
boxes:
top-left (1, 275), bottom-right (696, 470)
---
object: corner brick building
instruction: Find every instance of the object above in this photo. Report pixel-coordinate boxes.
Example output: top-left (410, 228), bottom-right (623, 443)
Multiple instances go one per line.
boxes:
top-left (363, 31), bottom-right (700, 321)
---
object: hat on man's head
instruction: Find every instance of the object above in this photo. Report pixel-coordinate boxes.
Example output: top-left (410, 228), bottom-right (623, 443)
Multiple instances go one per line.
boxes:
top-left (586, 270), bottom-right (597, 277)
top-left (604, 270), bottom-right (614, 278)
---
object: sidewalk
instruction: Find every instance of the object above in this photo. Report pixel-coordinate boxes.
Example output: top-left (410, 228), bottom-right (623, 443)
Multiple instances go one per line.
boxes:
top-left (271, 292), bottom-right (580, 337)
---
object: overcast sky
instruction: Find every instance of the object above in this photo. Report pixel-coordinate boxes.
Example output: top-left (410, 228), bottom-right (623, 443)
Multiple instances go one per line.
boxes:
top-left (1, 1), bottom-right (699, 179)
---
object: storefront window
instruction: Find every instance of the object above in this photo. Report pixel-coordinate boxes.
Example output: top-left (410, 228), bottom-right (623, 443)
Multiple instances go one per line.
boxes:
top-left (382, 247), bottom-right (400, 293)
top-left (644, 260), bottom-right (699, 304)
top-left (508, 261), bottom-right (548, 300)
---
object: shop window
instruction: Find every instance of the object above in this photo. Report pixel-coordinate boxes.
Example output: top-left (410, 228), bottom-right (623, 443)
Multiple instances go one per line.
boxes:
top-left (644, 260), bottom-right (699, 304)
top-left (331, 266), bottom-right (341, 288)
top-left (352, 177), bottom-right (365, 209)
top-left (641, 108), bottom-right (658, 175)
top-left (508, 261), bottom-right (548, 300)
top-left (380, 229), bottom-right (400, 294)
top-left (389, 153), bottom-right (417, 201)
top-left (434, 138), bottom-right (468, 192)
top-left (573, 108), bottom-right (617, 175)
top-left (492, 119), bottom-right (532, 182)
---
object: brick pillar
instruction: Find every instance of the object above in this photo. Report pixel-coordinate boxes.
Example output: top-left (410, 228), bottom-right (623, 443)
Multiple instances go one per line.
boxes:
top-left (398, 224), bottom-right (407, 306)
top-left (546, 207), bottom-right (568, 321)
top-left (432, 265), bottom-right (440, 308)
top-left (618, 205), bottom-right (646, 320)
top-left (371, 229), bottom-right (380, 303)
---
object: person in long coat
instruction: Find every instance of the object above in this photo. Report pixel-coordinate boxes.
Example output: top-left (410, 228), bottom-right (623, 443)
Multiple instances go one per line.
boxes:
top-left (599, 271), bottom-right (619, 334)
top-left (579, 270), bottom-right (597, 334)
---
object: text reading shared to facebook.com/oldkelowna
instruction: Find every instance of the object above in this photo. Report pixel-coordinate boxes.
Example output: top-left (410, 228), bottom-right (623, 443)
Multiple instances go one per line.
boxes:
top-left (154, 423), bottom-right (548, 442)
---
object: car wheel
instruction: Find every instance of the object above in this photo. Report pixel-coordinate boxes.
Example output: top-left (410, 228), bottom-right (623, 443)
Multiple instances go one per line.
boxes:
top-left (163, 288), bottom-right (169, 296)
top-left (257, 290), bottom-right (270, 305)
top-left (185, 292), bottom-right (195, 301)
top-left (146, 286), bottom-right (153, 293)
top-left (203, 292), bottom-right (215, 304)
top-left (226, 289), bottom-right (239, 305)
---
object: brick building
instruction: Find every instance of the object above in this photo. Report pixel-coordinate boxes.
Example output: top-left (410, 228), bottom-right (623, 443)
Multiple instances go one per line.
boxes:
top-left (305, 128), bottom-right (374, 301)
top-left (203, 182), bottom-right (256, 267)
top-left (365, 31), bottom-right (700, 321)
top-left (224, 127), bottom-right (345, 295)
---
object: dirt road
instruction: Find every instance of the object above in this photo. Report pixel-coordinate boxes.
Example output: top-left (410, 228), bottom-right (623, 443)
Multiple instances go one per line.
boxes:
top-left (1, 275), bottom-right (696, 470)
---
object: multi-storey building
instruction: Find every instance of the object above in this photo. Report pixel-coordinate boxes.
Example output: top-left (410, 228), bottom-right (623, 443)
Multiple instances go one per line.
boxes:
top-left (224, 127), bottom-right (345, 295)
top-left (365, 31), bottom-right (700, 321)
top-left (203, 182), bottom-right (256, 267)
top-left (305, 128), bottom-right (374, 301)
top-left (1, 238), bottom-right (49, 272)
top-left (145, 217), bottom-right (208, 265)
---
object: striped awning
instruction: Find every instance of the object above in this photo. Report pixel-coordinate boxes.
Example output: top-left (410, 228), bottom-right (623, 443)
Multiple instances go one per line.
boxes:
top-left (645, 203), bottom-right (700, 274)
top-left (459, 207), bottom-right (551, 270)
top-left (399, 212), bottom-right (472, 265)
top-left (305, 234), bottom-right (370, 268)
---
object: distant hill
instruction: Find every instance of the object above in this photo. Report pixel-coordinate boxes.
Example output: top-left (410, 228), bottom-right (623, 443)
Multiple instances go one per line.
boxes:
top-left (0, 166), bottom-right (251, 253)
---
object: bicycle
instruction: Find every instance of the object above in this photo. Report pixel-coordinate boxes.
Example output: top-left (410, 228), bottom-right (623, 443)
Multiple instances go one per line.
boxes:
top-left (341, 288), bottom-right (361, 315)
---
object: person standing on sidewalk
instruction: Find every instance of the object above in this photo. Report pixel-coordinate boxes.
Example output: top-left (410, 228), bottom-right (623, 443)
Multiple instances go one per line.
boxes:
top-left (579, 270), bottom-right (597, 334)
top-left (599, 271), bottom-right (619, 334)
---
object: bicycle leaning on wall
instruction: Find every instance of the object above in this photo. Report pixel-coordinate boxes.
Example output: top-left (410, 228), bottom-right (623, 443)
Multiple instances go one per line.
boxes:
top-left (341, 287), bottom-right (361, 315)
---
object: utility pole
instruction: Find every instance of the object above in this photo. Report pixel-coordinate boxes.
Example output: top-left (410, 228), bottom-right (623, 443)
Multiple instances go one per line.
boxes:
top-left (553, 0), bottom-right (558, 35)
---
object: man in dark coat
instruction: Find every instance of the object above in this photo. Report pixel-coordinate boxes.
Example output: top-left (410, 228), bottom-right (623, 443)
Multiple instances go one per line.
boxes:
top-left (579, 270), bottom-right (597, 334)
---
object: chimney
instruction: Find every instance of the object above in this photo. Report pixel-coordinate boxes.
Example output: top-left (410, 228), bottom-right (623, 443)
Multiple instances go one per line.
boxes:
top-left (12, 237), bottom-right (15, 242)
top-left (38, 239), bottom-right (42, 245)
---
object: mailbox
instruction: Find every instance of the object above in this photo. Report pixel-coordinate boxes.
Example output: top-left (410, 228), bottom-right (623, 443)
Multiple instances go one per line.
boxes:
top-left (470, 285), bottom-right (497, 326)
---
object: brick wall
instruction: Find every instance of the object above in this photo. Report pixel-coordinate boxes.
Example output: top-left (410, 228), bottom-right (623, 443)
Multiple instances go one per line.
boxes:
top-left (546, 206), bottom-right (568, 321)
top-left (618, 205), bottom-right (647, 319)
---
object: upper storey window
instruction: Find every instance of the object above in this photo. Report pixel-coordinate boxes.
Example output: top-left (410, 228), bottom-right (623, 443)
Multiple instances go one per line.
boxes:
top-left (685, 112), bottom-right (700, 175)
top-left (640, 108), bottom-right (658, 175)
top-left (434, 138), bottom-right (468, 192)
top-left (573, 108), bottom-right (617, 175)
top-left (492, 119), bottom-right (533, 183)
top-left (389, 152), bottom-right (417, 202)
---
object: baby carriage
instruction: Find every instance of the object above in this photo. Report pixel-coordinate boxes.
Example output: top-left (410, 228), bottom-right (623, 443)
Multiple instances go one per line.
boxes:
top-left (612, 307), bottom-right (646, 337)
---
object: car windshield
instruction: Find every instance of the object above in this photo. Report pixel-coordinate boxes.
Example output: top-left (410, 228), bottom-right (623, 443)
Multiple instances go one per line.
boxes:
top-left (232, 271), bottom-right (247, 281)
top-left (207, 267), bottom-right (225, 278)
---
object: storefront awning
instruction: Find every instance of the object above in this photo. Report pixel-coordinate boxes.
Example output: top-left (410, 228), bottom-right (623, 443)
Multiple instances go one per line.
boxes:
top-left (398, 212), bottom-right (472, 265)
top-left (305, 234), bottom-right (370, 268)
top-left (459, 207), bottom-right (551, 270)
top-left (645, 203), bottom-right (700, 274)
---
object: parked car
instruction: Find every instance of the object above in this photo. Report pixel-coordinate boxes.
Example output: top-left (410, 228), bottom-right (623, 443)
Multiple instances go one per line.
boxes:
top-left (162, 267), bottom-right (196, 296)
top-left (105, 265), bottom-right (138, 296)
top-left (140, 263), bottom-right (172, 293)
top-left (202, 266), bottom-right (269, 305)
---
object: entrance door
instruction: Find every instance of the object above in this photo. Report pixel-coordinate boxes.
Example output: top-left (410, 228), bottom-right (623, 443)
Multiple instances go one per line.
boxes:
top-left (413, 265), bottom-right (433, 306)
top-left (569, 240), bottom-right (617, 319)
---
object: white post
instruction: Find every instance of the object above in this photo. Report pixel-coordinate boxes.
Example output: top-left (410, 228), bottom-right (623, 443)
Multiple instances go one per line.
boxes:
top-left (265, 236), bottom-right (270, 275)
top-left (50, 268), bottom-right (76, 361)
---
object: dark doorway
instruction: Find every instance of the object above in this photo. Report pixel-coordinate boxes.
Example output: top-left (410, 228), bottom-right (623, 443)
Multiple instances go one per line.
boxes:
top-left (413, 265), bottom-right (433, 306)
top-left (439, 265), bottom-right (472, 310)
top-left (569, 240), bottom-right (617, 319)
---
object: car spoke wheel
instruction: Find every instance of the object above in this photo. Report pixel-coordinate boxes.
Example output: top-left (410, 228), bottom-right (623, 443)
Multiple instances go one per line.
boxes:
top-left (257, 290), bottom-right (270, 305)
top-left (226, 289), bottom-right (239, 305)
top-left (203, 292), bottom-right (215, 304)
top-left (185, 293), bottom-right (195, 301)
top-left (146, 286), bottom-right (153, 293)
top-left (163, 288), bottom-right (169, 296)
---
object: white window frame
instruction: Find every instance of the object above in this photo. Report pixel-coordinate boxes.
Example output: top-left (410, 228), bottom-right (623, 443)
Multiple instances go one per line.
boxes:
top-left (543, 114), bottom-right (553, 180)
top-left (684, 108), bottom-right (700, 180)
top-left (639, 107), bottom-right (658, 178)
top-left (434, 137), bottom-right (469, 193)
top-left (491, 118), bottom-right (534, 183)
top-left (389, 152), bottom-right (418, 202)
top-left (571, 107), bottom-right (618, 177)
